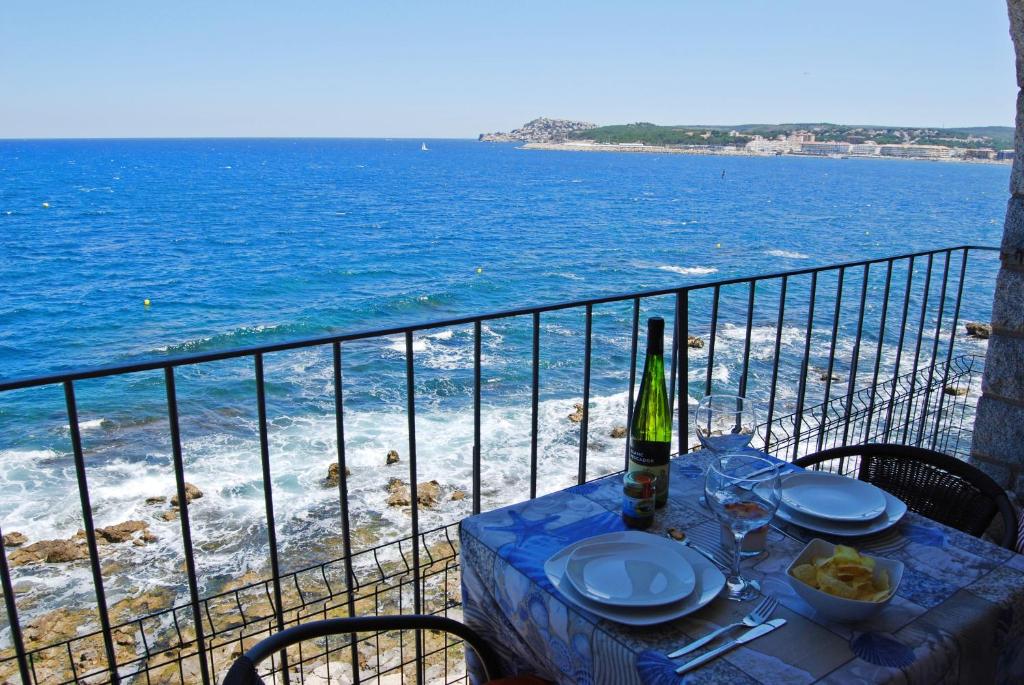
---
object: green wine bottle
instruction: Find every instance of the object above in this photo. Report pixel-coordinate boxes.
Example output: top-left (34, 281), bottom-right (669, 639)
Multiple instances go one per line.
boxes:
top-left (628, 316), bottom-right (672, 508)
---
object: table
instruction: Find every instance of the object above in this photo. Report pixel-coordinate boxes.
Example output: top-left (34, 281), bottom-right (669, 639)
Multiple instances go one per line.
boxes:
top-left (459, 452), bottom-right (1024, 684)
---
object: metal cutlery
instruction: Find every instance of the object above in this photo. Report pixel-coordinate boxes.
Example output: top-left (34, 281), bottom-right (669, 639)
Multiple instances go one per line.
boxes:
top-left (675, 618), bottom-right (787, 674)
top-left (667, 595), bottom-right (778, 658)
top-left (665, 533), bottom-right (732, 572)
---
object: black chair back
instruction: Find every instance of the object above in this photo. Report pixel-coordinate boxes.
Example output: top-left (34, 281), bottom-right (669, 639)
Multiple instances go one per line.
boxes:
top-left (222, 615), bottom-right (501, 685)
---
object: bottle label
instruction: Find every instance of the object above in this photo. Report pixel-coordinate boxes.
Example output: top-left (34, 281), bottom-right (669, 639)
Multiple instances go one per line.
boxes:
top-left (629, 440), bottom-right (671, 506)
top-left (628, 440), bottom-right (670, 467)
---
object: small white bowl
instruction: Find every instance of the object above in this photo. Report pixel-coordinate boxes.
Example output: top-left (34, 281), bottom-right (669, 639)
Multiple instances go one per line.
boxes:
top-left (786, 538), bottom-right (904, 623)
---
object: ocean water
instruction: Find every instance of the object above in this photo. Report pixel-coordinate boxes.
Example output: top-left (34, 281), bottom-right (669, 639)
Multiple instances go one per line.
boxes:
top-left (0, 139), bottom-right (1008, 624)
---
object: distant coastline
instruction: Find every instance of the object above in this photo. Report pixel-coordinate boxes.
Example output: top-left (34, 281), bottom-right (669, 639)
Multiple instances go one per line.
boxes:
top-left (519, 141), bottom-right (1012, 165)
top-left (480, 118), bottom-right (1014, 165)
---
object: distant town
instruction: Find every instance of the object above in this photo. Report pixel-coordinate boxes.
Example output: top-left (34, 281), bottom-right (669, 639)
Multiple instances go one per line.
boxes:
top-left (479, 118), bottom-right (1015, 163)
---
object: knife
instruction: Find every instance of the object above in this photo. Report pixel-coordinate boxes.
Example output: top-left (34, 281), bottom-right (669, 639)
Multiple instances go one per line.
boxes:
top-left (674, 618), bottom-right (786, 675)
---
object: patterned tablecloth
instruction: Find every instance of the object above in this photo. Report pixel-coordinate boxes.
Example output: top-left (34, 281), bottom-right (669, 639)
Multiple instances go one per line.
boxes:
top-left (459, 452), bottom-right (1024, 684)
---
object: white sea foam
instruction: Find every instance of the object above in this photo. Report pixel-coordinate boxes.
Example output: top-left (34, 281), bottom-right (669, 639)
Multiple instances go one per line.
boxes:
top-left (543, 271), bottom-right (583, 281)
top-left (766, 249), bottom-right (810, 259)
top-left (658, 265), bottom-right (718, 276)
top-left (77, 418), bottom-right (108, 431)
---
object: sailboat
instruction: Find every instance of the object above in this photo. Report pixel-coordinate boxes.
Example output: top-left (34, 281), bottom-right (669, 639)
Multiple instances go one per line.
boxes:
top-left (421, 142), bottom-right (429, 151)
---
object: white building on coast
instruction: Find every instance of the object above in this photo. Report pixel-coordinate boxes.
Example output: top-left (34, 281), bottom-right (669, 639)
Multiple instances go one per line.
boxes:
top-left (879, 144), bottom-right (953, 158)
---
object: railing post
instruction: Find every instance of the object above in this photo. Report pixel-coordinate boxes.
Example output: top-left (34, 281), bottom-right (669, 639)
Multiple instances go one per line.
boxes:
top-left (625, 298), bottom-right (640, 467)
top-left (792, 272), bottom-right (818, 459)
top-left (931, 249), bottom-right (969, 450)
top-left (915, 251), bottom-right (952, 445)
top-left (404, 331), bottom-right (423, 685)
top-left (864, 260), bottom-right (894, 441)
top-left (841, 263), bottom-right (870, 446)
top-left (764, 276), bottom-right (788, 454)
top-left (64, 380), bottom-right (121, 685)
top-left (901, 253), bottom-right (934, 443)
top-left (331, 342), bottom-right (361, 683)
top-left (704, 286), bottom-right (721, 396)
top-left (473, 322), bottom-right (482, 514)
top-left (818, 267), bottom-right (846, 451)
top-left (883, 256), bottom-right (916, 442)
top-left (254, 354), bottom-right (289, 685)
top-left (164, 368), bottom-right (213, 685)
top-left (0, 521), bottom-right (32, 684)
top-left (531, 313), bottom-right (540, 498)
top-left (578, 304), bottom-right (593, 484)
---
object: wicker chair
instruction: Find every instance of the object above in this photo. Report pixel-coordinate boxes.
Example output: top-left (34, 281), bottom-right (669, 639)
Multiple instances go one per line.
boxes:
top-left (222, 614), bottom-right (525, 685)
top-left (794, 443), bottom-right (1018, 550)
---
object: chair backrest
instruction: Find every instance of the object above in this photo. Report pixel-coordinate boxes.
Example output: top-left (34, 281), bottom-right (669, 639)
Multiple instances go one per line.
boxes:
top-left (222, 615), bottom-right (502, 685)
top-left (794, 443), bottom-right (1019, 550)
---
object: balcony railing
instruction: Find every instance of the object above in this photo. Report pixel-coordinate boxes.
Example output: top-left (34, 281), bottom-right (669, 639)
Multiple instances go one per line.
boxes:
top-left (0, 245), bottom-right (998, 684)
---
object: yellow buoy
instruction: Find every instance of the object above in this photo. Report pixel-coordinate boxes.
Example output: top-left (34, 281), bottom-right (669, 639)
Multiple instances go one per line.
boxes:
top-left (143, 299), bottom-right (151, 307)
top-left (476, 267), bottom-right (483, 274)
top-left (42, 202), bottom-right (50, 208)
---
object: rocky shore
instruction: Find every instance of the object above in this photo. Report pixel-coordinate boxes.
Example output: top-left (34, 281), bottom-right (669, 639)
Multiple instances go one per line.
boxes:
top-left (0, 395), bottom-right (665, 683)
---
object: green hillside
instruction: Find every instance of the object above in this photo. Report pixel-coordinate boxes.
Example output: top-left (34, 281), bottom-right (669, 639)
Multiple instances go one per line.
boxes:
top-left (569, 122), bottom-right (1014, 149)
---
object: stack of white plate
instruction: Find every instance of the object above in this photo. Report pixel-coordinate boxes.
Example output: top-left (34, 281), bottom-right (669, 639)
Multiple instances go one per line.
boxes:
top-left (769, 472), bottom-right (907, 536)
top-left (544, 531), bottom-right (726, 626)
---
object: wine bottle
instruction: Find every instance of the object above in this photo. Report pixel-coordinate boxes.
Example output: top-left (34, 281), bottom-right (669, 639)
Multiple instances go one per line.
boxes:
top-left (628, 316), bottom-right (672, 508)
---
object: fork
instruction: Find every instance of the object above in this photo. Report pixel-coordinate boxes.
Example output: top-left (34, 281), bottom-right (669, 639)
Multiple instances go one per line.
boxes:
top-left (667, 595), bottom-right (779, 658)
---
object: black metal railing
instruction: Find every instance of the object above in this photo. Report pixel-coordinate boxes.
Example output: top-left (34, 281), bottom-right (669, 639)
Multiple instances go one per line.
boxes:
top-left (0, 245), bottom-right (998, 684)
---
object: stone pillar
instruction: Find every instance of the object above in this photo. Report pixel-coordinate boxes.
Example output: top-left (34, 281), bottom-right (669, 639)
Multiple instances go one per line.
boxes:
top-left (970, 1), bottom-right (1024, 498)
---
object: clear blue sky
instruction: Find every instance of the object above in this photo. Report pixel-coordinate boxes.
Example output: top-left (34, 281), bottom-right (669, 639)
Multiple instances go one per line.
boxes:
top-left (0, 1), bottom-right (1015, 138)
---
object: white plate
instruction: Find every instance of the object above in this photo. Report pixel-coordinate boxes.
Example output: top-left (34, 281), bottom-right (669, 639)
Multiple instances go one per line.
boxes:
top-left (544, 531), bottom-right (725, 626)
top-left (774, 487), bottom-right (908, 537)
top-left (781, 472), bottom-right (887, 522)
top-left (565, 540), bottom-right (696, 607)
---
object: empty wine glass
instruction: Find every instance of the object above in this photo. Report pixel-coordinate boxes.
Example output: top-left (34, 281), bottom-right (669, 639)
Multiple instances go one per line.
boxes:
top-left (705, 453), bottom-right (781, 601)
top-left (694, 394), bottom-right (758, 454)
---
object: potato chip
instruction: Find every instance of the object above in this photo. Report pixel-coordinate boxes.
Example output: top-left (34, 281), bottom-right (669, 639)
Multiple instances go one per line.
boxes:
top-left (789, 545), bottom-right (892, 602)
top-left (791, 563), bottom-right (817, 585)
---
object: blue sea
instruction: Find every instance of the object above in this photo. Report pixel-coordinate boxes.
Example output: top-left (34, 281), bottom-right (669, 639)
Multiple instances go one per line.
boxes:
top-left (0, 139), bottom-right (1009, 621)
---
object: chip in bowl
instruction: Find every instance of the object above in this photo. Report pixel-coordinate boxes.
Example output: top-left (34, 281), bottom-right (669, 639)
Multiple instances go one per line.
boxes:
top-left (790, 544), bottom-right (891, 601)
top-left (786, 539), bottom-right (904, 622)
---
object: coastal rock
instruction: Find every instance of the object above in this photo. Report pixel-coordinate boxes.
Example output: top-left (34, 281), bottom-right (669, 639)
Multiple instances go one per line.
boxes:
top-left (9, 539), bottom-right (89, 566)
top-left (386, 449), bottom-right (400, 465)
top-left (418, 480), bottom-right (442, 508)
top-left (95, 520), bottom-right (149, 544)
top-left (145, 496), bottom-right (167, 505)
top-left (386, 478), bottom-right (443, 508)
top-left (944, 385), bottom-right (969, 396)
top-left (568, 402), bottom-right (585, 423)
top-left (479, 117), bottom-right (597, 144)
top-left (3, 531), bottom-right (27, 547)
top-left (170, 482), bottom-right (203, 506)
top-left (610, 425), bottom-right (627, 439)
top-left (818, 371), bottom-right (843, 382)
top-left (387, 478), bottom-right (411, 507)
top-left (160, 510), bottom-right (179, 521)
top-left (688, 336), bottom-right (705, 349)
top-left (965, 321), bottom-right (991, 339)
top-left (450, 489), bottom-right (466, 501)
top-left (325, 462), bottom-right (353, 487)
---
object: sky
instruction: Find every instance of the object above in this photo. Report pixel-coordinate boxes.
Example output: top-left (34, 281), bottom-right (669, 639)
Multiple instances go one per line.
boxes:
top-left (0, 1), bottom-right (1016, 138)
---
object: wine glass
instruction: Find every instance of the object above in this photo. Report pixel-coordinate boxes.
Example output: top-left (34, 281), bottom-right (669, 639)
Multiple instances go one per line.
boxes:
top-left (694, 394), bottom-right (758, 454)
top-left (704, 453), bottom-right (781, 601)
